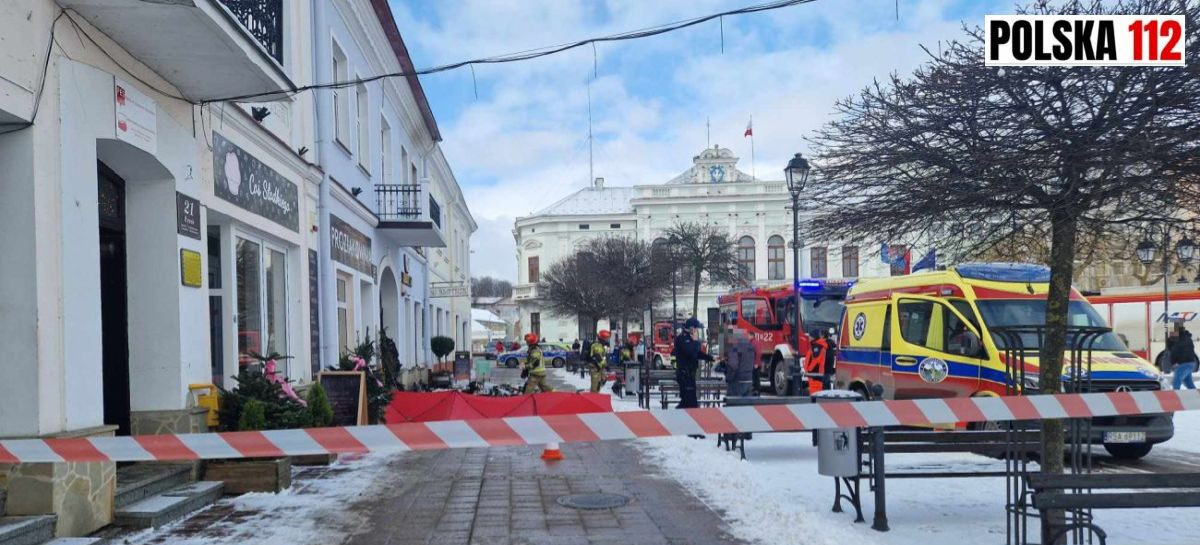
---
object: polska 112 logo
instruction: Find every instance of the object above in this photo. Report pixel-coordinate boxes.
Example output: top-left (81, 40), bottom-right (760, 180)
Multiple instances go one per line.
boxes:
top-left (985, 15), bottom-right (1186, 66)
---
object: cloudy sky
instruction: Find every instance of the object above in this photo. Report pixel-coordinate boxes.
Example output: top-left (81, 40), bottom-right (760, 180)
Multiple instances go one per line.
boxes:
top-left (388, 0), bottom-right (1013, 282)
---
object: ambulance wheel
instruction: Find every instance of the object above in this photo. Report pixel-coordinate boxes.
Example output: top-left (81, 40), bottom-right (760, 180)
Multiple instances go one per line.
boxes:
top-left (552, 357), bottom-right (565, 368)
top-left (771, 358), bottom-right (790, 396)
top-left (1104, 443), bottom-right (1153, 460)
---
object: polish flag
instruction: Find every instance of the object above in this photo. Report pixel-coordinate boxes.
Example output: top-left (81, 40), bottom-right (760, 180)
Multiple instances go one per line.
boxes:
top-left (744, 119), bottom-right (753, 137)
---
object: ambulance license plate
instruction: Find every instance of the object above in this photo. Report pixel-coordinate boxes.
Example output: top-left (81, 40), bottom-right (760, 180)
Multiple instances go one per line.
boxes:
top-left (1104, 431), bottom-right (1146, 444)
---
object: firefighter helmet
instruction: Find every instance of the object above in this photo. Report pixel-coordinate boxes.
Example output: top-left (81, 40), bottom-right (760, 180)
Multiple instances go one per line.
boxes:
top-left (524, 333), bottom-right (539, 345)
top-left (597, 330), bottom-right (611, 341)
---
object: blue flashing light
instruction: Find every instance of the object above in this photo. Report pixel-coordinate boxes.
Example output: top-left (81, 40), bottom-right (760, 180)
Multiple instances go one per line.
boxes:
top-left (955, 262), bottom-right (1051, 283)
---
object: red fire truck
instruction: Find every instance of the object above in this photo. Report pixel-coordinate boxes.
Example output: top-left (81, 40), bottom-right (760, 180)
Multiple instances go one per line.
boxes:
top-left (717, 279), bottom-right (852, 394)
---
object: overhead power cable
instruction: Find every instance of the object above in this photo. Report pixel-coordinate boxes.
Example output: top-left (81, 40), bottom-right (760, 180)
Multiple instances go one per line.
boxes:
top-left (203, 0), bottom-right (818, 104)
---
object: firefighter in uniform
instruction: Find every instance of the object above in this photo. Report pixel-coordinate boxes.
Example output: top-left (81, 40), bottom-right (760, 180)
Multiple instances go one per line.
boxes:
top-left (805, 328), bottom-right (832, 393)
top-left (522, 333), bottom-right (554, 394)
top-left (588, 330), bottom-right (611, 393)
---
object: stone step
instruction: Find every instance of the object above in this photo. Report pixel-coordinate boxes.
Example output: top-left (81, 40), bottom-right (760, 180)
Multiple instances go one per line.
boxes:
top-left (113, 464), bottom-right (191, 510)
top-left (0, 516), bottom-right (56, 545)
top-left (112, 481), bottom-right (223, 529)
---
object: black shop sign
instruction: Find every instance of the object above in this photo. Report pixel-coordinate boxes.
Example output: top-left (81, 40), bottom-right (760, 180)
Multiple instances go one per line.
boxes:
top-left (212, 132), bottom-right (299, 231)
top-left (330, 215), bottom-right (373, 275)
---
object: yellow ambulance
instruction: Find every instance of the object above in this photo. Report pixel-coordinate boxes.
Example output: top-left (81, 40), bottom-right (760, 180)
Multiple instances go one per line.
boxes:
top-left (834, 262), bottom-right (1172, 459)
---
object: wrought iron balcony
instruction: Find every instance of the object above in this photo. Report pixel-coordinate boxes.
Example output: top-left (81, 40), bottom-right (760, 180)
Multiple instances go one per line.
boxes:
top-left (376, 184), bottom-right (423, 221)
top-left (219, 0), bottom-right (284, 64)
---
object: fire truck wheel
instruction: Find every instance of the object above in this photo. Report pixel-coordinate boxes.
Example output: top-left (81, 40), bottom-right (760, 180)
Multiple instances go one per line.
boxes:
top-left (850, 383), bottom-right (870, 401)
top-left (770, 358), bottom-right (790, 396)
top-left (552, 357), bottom-right (565, 368)
top-left (653, 355), bottom-right (663, 369)
top-left (1103, 443), bottom-right (1153, 460)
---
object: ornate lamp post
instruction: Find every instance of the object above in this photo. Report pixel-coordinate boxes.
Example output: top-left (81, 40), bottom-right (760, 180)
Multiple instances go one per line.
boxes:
top-left (1136, 228), bottom-right (1195, 355)
top-left (784, 153), bottom-right (811, 393)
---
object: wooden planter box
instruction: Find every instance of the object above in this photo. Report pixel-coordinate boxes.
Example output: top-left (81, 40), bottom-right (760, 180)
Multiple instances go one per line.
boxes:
top-left (203, 457), bottom-right (291, 494)
top-left (290, 453), bottom-right (337, 466)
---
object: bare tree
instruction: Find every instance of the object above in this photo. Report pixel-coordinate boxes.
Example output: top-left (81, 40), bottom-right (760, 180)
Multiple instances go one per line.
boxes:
top-left (662, 222), bottom-right (749, 318)
top-left (537, 253), bottom-right (614, 336)
top-left (470, 276), bottom-right (513, 298)
top-left (804, 0), bottom-right (1200, 499)
top-left (579, 237), bottom-right (671, 334)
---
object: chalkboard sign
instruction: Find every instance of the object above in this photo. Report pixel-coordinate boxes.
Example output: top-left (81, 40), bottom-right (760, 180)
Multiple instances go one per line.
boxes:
top-left (318, 371), bottom-right (366, 426)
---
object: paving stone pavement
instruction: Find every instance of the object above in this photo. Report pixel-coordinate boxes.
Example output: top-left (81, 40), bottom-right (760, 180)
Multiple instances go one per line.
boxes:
top-left (347, 439), bottom-right (747, 545)
top-left (349, 366), bottom-right (746, 545)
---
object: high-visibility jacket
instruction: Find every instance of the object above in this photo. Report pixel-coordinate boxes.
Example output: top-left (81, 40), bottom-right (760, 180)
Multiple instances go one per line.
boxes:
top-left (807, 338), bottom-right (830, 375)
top-left (590, 341), bottom-right (608, 369)
top-left (527, 346), bottom-right (546, 376)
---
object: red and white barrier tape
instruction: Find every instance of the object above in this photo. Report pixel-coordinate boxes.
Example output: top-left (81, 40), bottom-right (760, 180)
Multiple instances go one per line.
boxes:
top-left (2, 389), bottom-right (1197, 463)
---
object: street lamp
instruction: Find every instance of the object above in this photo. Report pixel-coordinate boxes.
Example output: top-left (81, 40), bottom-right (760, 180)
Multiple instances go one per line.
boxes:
top-left (1136, 228), bottom-right (1196, 357)
top-left (665, 234), bottom-right (681, 331)
top-left (784, 153), bottom-right (811, 393)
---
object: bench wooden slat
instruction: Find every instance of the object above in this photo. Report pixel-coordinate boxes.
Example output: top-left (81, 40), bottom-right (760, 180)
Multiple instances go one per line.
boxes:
top-left (1028, 472), bottom-right (1200, 490)
top-left (724, 397), bottom-right (811, 407)
top-left (1033, 492), bottom-right (1200, 510)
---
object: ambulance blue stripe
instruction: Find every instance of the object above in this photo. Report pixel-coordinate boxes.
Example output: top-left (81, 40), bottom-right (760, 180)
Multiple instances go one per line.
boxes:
top-left (839, 350), bottom-right (1157, 385)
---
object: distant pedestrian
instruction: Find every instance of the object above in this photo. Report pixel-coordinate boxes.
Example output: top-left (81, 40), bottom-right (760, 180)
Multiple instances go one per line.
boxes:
top-left (722, 327), bottom-right (755, 397)
top-left (1171, 327), bottom-right (1197, 390)
top-left (572, 339), bottom-right (581, 352)
top-left (495, 340), bottom-right (504, 355)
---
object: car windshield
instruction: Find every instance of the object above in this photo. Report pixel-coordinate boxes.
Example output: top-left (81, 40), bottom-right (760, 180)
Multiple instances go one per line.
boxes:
top-left (975, 299), bottom-right (1126, 351)
top-left (802, 298), bottom-right (845, 332)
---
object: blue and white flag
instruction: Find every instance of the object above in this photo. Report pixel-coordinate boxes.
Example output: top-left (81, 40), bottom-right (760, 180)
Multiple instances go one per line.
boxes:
top-left (912, 249), bottom-right (937, 272)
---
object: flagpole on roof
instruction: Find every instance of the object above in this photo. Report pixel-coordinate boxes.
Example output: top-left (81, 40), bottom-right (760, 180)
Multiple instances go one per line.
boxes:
top-left (750, 114), bottom-right (756, 181)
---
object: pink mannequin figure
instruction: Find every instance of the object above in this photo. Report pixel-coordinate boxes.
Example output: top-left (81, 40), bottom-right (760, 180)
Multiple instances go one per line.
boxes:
top-left (354, 357), bottom-right (384, 387)
top-left (265, 359), bottom-right (307, 407)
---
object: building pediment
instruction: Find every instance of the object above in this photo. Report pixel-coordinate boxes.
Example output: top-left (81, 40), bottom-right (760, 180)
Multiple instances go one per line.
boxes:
top-left (666, 145), bottom-right (756, 185)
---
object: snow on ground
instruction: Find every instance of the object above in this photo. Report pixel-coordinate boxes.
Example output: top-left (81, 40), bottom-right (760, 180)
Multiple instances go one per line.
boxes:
top-left (121, 454), bottom-right (395, 545)
top-left (545, 369), bottom-right (1200, 545)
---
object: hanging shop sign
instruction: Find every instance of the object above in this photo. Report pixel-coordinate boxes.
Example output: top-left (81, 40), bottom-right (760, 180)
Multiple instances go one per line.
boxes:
top-left (309, 249), bottom-right (321, 375)
top-left (180, 249), bottom-right (202, 288)
top-left (114, 78), bottom-right (157, 154)
top-left (176, 192), bottom-right (201, 240)
top-left (430, 282), bottom-right (468, 298)
top-left (330, 214), bottom-right (373, 275)
top-left (212, 132), bottom-right (299, 231)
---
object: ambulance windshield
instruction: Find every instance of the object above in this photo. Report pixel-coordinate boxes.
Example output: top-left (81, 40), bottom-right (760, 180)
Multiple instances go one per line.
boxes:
top-left (975, 300), bottom-right (1126, 351)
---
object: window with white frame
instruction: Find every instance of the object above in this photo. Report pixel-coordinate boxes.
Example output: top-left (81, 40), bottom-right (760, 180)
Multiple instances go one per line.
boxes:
top-left (332, 40), bottom-right (349, 146)
top-left (336, 271), bottom-right (355, 355)
top-left (400, 146), bottom-right (409, 184)
top-left (356, 82), bottom-right (369, 168)
top-left (380, 117), bottom-right (392, 183)
top-left (235, 234), bottom-right (289, 373)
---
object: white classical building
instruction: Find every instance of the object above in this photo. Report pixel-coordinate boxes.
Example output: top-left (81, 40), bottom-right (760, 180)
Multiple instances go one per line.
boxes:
top-left (512, 146), bottom-right (892, 342)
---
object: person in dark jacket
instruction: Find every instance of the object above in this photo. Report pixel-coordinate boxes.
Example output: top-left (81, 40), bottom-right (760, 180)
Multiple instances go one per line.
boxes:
top-left (673, 317), bottom-right (713, 409)
top-left (722, 326), bottom-right (756, 397)
top-left (1171, 327), bottom-right (1197, 390)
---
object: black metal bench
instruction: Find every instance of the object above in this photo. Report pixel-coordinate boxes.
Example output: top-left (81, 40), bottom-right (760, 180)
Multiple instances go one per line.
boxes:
top-left (658, 379), bottom-right (724, 409)
top-left (1028, 472), bottom-right (1200, 544)
top-left (717, 396), bottom-right (812, 459)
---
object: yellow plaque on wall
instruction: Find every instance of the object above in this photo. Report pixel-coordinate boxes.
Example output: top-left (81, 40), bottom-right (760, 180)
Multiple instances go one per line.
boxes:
top-left (180, 249), bottom-right (202, 288)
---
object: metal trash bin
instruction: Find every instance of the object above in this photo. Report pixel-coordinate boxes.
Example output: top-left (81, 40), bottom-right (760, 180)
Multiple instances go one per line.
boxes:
top-left (813, 390), bottom-right (863, 477)
top-left (623, 361), bottom-right (641, 399)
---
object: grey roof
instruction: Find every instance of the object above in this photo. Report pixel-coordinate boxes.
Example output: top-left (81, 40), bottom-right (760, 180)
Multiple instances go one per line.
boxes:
top-left (535, 186), bottom-right (638, 216)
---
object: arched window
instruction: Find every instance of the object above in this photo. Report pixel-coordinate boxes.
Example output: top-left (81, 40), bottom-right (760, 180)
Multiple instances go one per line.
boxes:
top-left (767, 235), bottom-right (786, 280)
top-left (737, 236), bottom-right (756, 280)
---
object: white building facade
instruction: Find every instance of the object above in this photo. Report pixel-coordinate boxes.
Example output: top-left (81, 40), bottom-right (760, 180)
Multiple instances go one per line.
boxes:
top-left (0, 0), bottom-right (472, 536)
top-left (513, 146), bottom-right (891, 343)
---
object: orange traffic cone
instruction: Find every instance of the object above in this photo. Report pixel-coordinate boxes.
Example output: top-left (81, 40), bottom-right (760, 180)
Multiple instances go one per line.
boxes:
top-left (541, 442), bottom-right (564, 461)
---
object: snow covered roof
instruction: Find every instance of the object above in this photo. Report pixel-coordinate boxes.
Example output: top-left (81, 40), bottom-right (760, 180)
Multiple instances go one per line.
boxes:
top-left (471, 308), bottom-right (506, 325)
top-left (535, 186), bottom-right (638, 216)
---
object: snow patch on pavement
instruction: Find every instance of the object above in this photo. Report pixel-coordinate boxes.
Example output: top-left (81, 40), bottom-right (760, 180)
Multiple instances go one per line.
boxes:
top-left (121, 454), bottom-right (395, 545)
